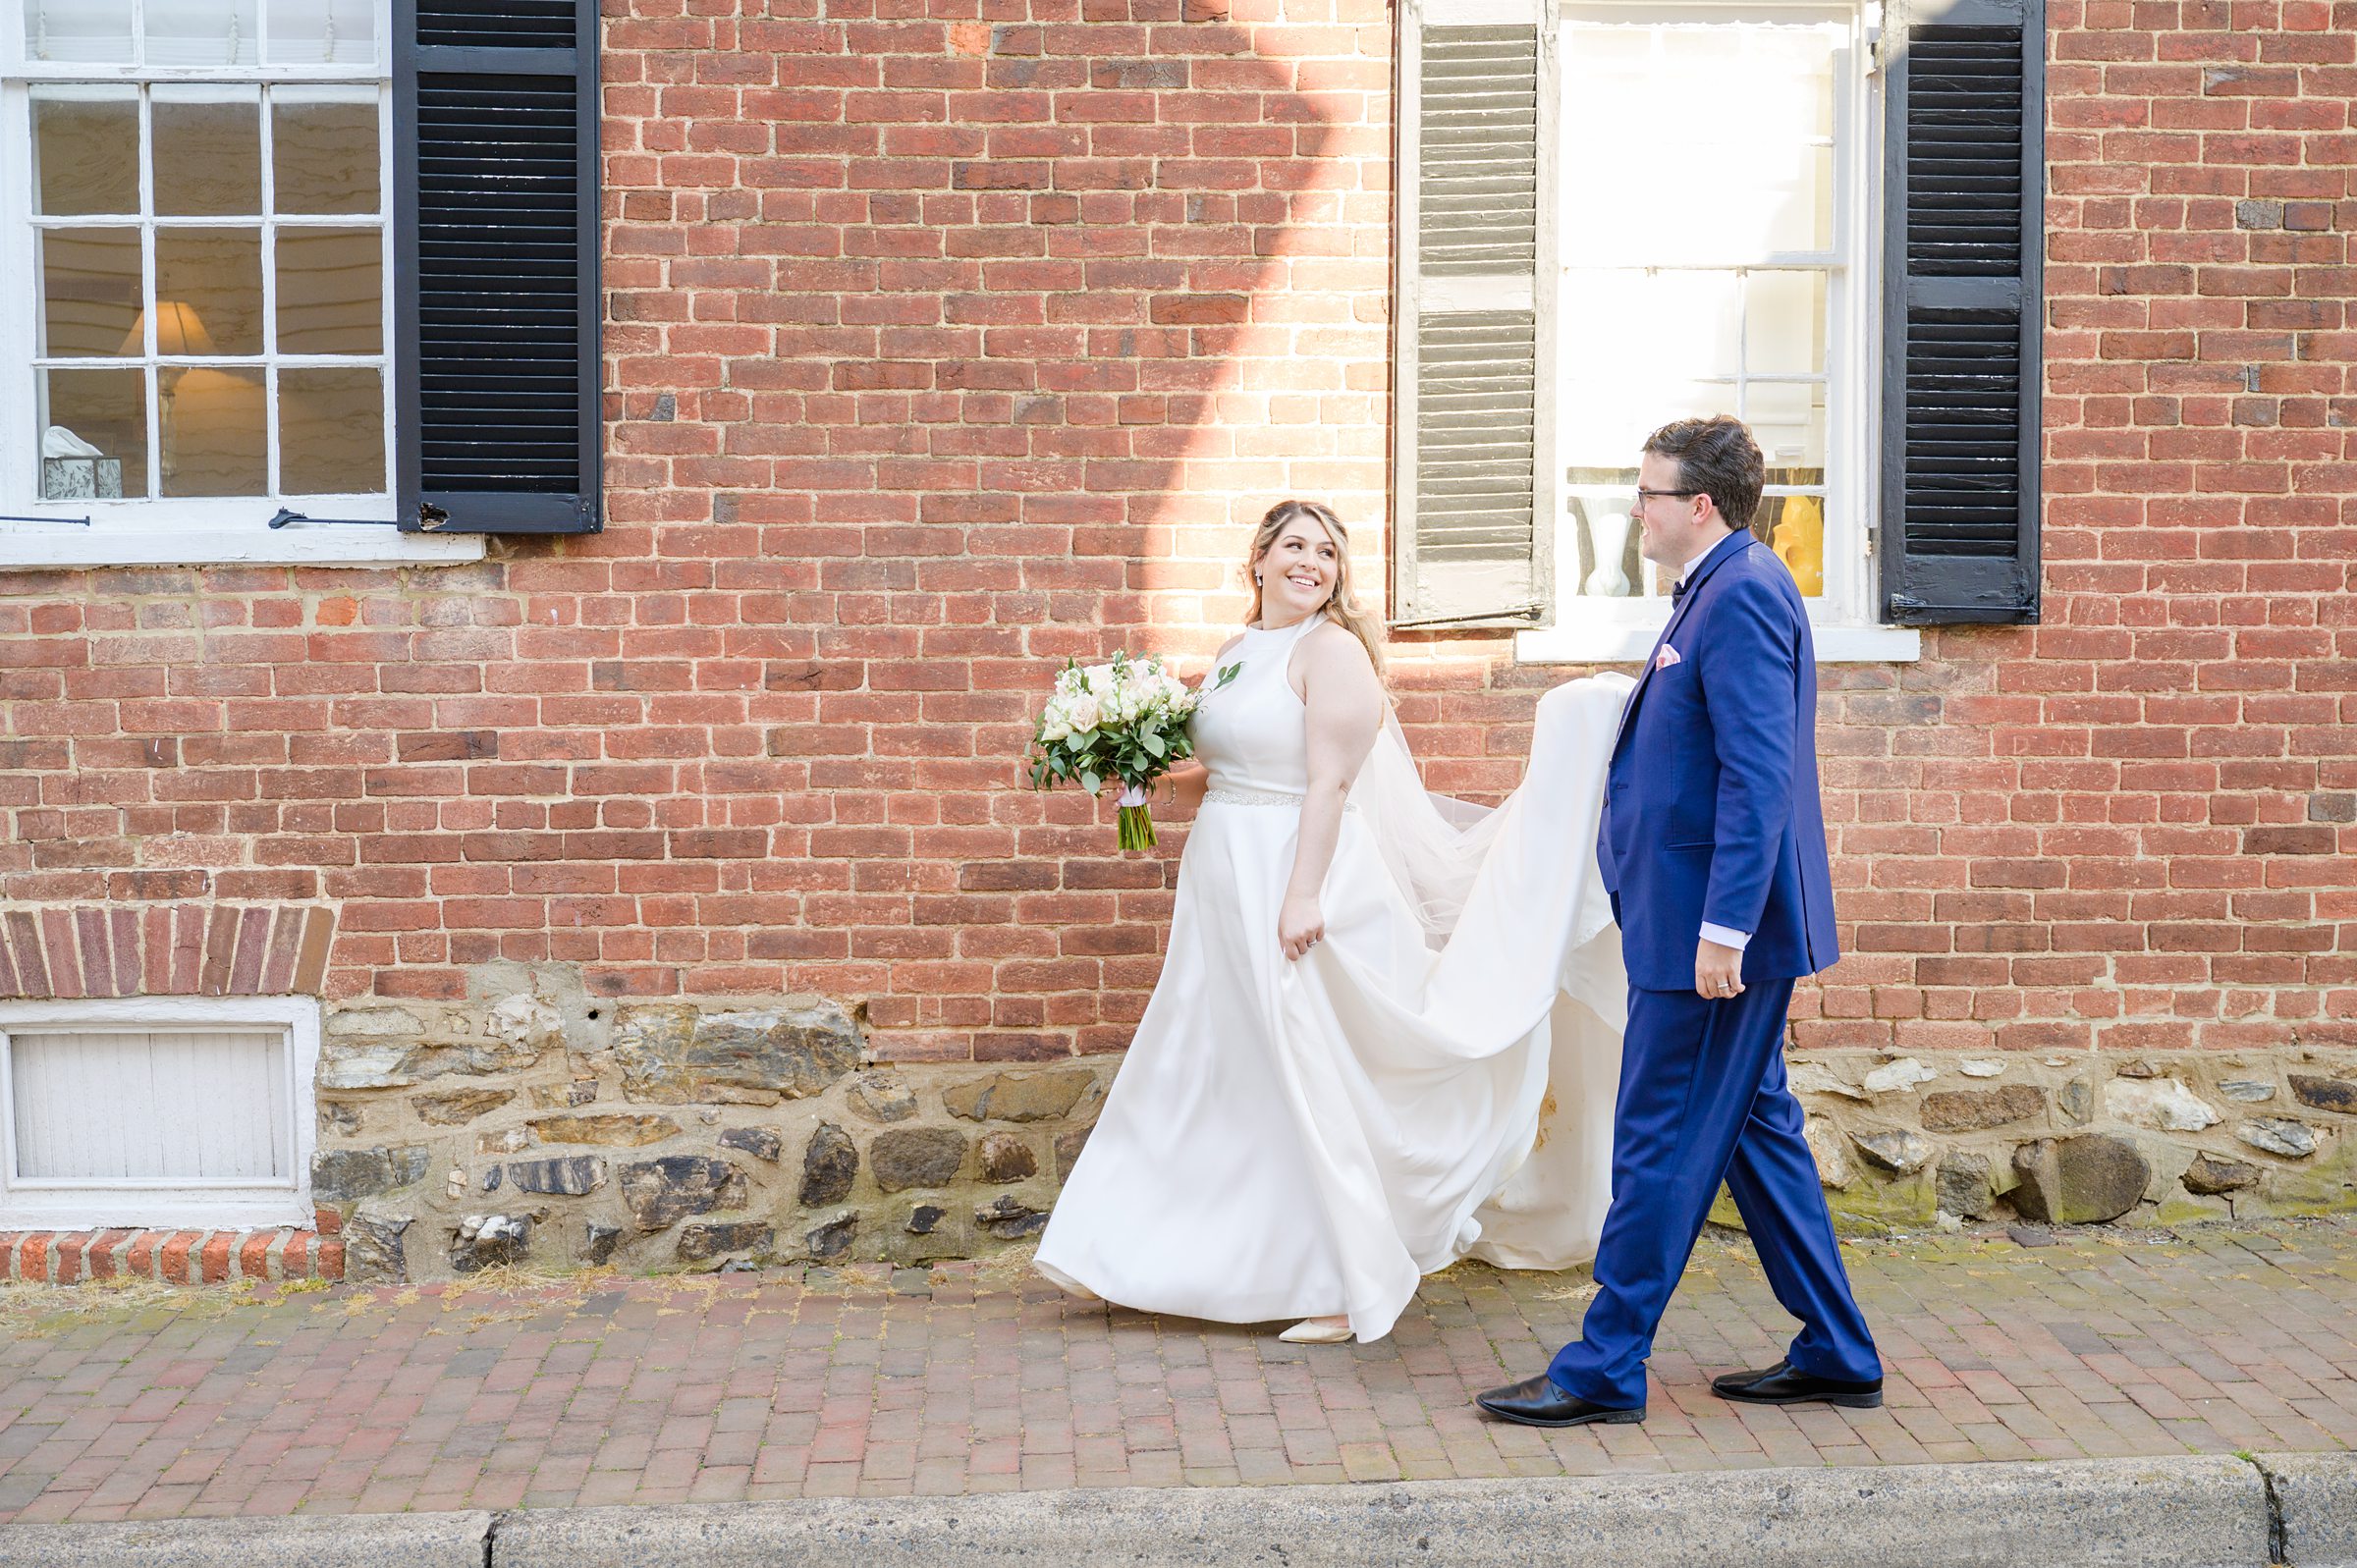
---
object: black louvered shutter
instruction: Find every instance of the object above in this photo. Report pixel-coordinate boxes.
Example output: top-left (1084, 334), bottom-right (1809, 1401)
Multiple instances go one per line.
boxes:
top-left (1879, 0), bottom-right (2041, 622)
top-left (1393, 2), bottom-right (1554, 630)
top-left (394, 0), bottom-right (601, 534)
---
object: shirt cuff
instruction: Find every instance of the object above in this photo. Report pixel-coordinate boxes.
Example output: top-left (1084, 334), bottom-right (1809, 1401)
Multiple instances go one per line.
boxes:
top-left (1699, 922), bottom-right (1751, 952)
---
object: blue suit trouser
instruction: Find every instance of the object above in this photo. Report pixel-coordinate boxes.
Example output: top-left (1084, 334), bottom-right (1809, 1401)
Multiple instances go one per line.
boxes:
top-left (1548, 979), bottom-right (1881, 1408)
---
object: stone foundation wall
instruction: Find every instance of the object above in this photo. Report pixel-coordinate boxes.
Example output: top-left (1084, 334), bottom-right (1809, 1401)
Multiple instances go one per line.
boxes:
top-left (1780, 1048), bottom-right (2357, 1235)
top-left (312, 966), bottom-right (1107, 1283)
top-left (311, 970), bottom-right (2356, 1282)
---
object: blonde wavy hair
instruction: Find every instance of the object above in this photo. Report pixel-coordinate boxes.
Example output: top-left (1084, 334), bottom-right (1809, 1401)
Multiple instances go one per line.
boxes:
top-left (1244, 499), bottom-right (1387, 676)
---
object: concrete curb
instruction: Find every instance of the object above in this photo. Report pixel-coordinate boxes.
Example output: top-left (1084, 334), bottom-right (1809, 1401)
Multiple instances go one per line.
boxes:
top-left (11, 1452), bottom-right (2350, 1568)
top-left (0, 1508), bottom-right (493, 1567)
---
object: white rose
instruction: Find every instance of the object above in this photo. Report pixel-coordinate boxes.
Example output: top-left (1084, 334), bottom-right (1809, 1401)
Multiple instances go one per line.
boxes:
top-left (1068, 694), bottom-right (1101, 733)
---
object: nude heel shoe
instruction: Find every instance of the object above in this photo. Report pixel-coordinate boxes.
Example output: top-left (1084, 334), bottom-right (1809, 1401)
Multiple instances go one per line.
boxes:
top-left (1279, 1317), bottom-right (1353, 1344)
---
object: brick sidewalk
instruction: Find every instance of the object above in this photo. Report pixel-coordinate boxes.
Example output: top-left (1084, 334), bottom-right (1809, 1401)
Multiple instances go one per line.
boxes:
top-left (0, 1218), bottom-right (2350, 1525)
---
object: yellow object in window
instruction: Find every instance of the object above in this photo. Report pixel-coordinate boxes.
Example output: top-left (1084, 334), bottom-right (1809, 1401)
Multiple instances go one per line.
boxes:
top-left (1770, 495), bottom-right (1824, 597)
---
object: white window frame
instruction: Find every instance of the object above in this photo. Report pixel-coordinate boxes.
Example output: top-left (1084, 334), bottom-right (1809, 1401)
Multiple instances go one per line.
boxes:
top-left (1515, 0), bottom-right (1916, 663)
top-left (0, 0), bottom-right (480, 568)
top-left (0, 994), bottom-right (320, 1230)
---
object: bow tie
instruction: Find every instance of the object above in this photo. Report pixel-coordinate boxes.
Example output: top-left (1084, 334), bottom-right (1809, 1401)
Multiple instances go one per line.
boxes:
top-left (1670, 577), bottom-right (1689, 605)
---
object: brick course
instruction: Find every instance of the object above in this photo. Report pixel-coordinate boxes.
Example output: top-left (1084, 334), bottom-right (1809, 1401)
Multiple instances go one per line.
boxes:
top-left (0, 0), bottom-right (2347, 1066)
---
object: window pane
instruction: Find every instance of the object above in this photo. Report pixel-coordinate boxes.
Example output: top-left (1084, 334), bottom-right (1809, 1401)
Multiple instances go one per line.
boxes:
top-left (153, 92), bottom-right (262, 218)
top-left (1745, 271), bottom-right (1828, 377)
top-left (1749, 381), bottom-right (1829, 470)
top-left (1559, 271), bottom-right (1739, 468)
top-left (273, 98), bottom-right (380, 215)
top-left (143, 0), bottom-right (259, 67)
top-left (1562, 21), bottom-right (1836, 265)
top-left (39, 230), bottom-right (144, 357)
top-left (40, 367), bottom-right (148, 500)
top-left (24, 0), bottom-right (134, 63)
top-left (266, 0), bottom-right (376, 66)
top-left (279, 366), bottom-right (384, 494)
top-left (32, 95), bottom-right (139, 216)
top-left (160, 366), bottom-right (266, 495)
top-left (155, 228), bottom-right (264, 355)
top-left (276, 227), bottom-right (382, 353)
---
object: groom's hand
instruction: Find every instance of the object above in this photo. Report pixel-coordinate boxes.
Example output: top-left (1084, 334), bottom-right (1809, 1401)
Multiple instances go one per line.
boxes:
top-left (1695, 939), bottom-right (1745, 1001)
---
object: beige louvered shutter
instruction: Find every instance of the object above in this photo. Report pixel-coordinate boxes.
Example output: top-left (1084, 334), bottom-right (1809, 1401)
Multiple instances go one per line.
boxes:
top-left (1394, 0), bottom-right (1555, 629)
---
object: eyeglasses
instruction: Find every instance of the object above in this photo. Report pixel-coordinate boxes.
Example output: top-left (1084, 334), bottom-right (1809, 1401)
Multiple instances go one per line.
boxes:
top-left (1632, 487), bottom-right (1702, 507)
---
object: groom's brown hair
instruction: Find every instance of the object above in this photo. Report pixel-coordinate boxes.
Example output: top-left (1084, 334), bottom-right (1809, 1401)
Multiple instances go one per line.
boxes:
top-left (1642, 416), bottom-right (1765, 531)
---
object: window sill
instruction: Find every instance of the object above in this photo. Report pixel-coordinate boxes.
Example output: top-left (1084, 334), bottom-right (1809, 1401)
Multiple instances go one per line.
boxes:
top-left (0, 528), bottom-right (487, 569)
top-left (1514, 622), bottom-right (1921, 665)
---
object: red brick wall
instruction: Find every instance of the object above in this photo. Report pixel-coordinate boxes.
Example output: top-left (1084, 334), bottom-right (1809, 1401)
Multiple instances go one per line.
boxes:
top-left (0, 0), bottom-right (2346, 1064)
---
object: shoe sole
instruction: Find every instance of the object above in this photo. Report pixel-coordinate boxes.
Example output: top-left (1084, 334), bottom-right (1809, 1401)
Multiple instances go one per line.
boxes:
top-left (1712, 1387), bottom-right (1883, 1409)
top-left (1476, 1403), bottom-right (1647, 1430)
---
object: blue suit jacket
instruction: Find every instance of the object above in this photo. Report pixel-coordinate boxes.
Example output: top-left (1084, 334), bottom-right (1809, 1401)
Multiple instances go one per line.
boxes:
top-left (1597, 529), bottom-right (1839, 992)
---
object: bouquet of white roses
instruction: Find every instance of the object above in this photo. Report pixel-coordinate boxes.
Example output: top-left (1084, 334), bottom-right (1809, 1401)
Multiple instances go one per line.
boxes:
top-left (1027, 651), bottom-right (1236, 849)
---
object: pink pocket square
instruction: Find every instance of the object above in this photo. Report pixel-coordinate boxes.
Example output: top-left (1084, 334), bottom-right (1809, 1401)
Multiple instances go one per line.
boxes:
top-left (1654, 644), bottom-right (1682, 670)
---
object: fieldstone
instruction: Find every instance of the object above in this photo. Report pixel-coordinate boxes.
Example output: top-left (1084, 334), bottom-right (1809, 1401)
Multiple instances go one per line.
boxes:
top-left (2219, 1079), bottom-right (2276, 1103)
top-left (719, 1126), bottom-right (783, 1162)
top-left (979, 1132), bottom-right (1038, 1183)
top-left (582, 1223), bottom-right (623, 1266)
top-left (2010, 1135), bottom-right (2150, 1225)
top-left (678, 1221), bottom-right (774, 1263)
top-left (452, 1214), bottom-right (530, 1273)
top-left (2238, 1118), bottom-right (2319, 1159)
top-left (482, 1166), bottom-right (501, 1192)
top-left (528, 1113), bottom-right (681, 1147)
top-left (476, 1126), bottom-right (530, 1155)
top-left (906, 1205), bottom-right (946, 1235)
top-left (413, 1088), bottom-right (518, 1126)
top-left (1936, 1152), bottom-right (1995, 1218)
top-left (849, 1072), bottom-right (919, 1123)
top-left (2058, 1077), bottom-right (2094, 1125)
top-left (807, 1214), bottom-right (856, 1261)
top-left (2183, 1153), bottom-right (2261, 1196)
top-left (344, 1210), bottom-right (411, 1283)
top-left (974, 1195), bottom-right (1048, 1239)
top-left (1862, 1058), bottom-right (1937, 1095)
top-left (1788, 1062), bottom-right (1868, 1101)
top-left (1922, 1084), bottom-right (2046, 1133)
top-left (618, 1156), bottom-right (749, 1229)
top-left (871, 1128), bottom-right (967, 1192)
top-left (486, 993), bottom-right (566, 1052)
top-left (1959, 1058), bottom-right (2006, 1078)
top-left (1851, 1129), bottom-right (1933, 1175)
top-left (506, 1156), bottom-right (605, 1197)
top-left (309, 1146), bottom-right (432, 1202)
top-left (2289, 1074), bottom-right (2357, 1117)
top-left (1054, 1126), bottom-right (1091, 1181)
top-left (530, 1079), bottom-right (599, 1109)
top-left (318, 1101), bottom-right (362, 1136)
top-left (321, 1041), bottom-right (539, 1090)
top-left (612, 1001), bottom-right (862, 1106)
top-left (2116, 1058), bottom-right (2161, 1079)
top-left (2103, 1077), bottom-right (2221, 1133)
top-left (944, 1070), bottom-right (1095, 1123)
top-left (799, 1123), bottom-right (858, 1206)
top-left (1802, 1117), bottom-right (1852, 1189)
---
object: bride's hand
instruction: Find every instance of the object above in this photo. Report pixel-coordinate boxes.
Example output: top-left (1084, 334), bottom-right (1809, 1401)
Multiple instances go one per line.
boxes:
top-left (1162, 760), bottom-right (1209, 811)
top-left (1279, 893), bottom-right (1325, 962)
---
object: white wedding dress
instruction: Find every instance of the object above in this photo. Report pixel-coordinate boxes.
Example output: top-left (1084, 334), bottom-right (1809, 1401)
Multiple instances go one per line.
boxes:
top-left (1032, 615), bottom-right (1634, 1342)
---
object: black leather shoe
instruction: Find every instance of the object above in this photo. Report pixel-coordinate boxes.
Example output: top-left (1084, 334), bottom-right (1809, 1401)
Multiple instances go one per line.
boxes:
top-left (1711, 1360), bottom-right (1883, 1409)
top-left (1474, 1373), bottom-right (1645, 1429)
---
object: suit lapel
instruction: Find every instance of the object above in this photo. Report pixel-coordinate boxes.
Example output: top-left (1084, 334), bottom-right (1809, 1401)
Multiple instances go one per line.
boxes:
top-left (1608, 530), bottom-right (1755, 761)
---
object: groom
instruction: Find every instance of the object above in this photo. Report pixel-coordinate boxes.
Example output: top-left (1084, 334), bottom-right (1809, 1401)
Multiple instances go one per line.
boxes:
top-left (1477, 416), bottom-right (1882, 1427)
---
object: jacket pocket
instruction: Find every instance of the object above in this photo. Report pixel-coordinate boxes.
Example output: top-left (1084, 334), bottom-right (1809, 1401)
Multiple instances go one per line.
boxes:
top-left (1665, 839), bottom-right (1715, 851)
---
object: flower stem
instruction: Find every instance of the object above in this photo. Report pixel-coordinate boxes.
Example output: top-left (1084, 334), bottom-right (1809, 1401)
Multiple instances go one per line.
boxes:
top-left (1118, 803), bottom-right (1156, 851)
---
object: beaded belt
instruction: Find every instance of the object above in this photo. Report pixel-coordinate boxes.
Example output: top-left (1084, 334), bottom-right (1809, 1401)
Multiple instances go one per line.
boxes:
top-left (1203, 787), bottom-right (1355, 812)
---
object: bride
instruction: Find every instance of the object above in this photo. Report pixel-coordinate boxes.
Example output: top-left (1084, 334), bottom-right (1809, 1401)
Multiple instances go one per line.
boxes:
top-left (1032, 500), bottom-right (1633, 1344)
